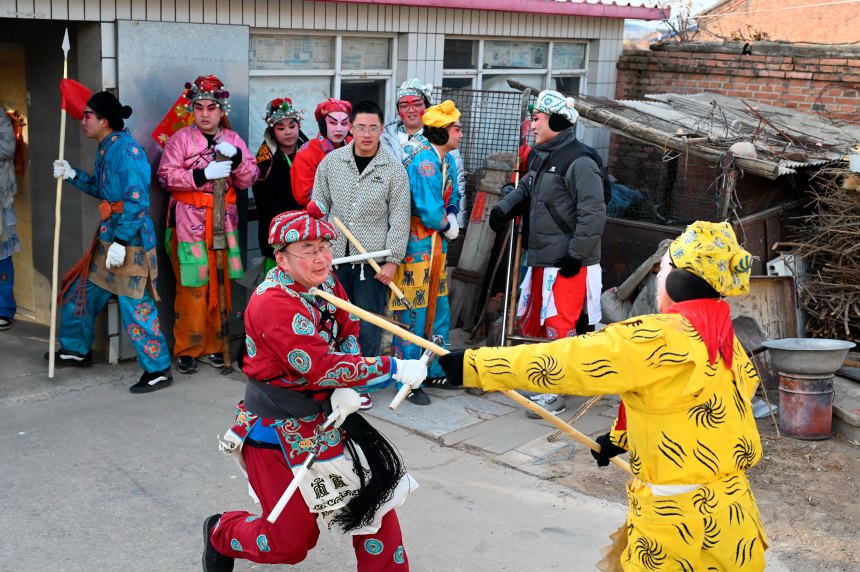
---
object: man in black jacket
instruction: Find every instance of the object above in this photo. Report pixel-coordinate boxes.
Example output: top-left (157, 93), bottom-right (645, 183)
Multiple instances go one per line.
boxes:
top-left (489, 89), bottom-right (607, 416)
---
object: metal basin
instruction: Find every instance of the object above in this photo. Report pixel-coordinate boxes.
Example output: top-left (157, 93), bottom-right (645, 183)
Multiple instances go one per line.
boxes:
top-left (761, 338), bottom-right (855, 375)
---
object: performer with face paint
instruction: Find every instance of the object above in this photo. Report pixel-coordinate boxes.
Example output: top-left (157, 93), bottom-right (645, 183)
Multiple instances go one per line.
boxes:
top-left (203, 203), bottom-right (425, 572)
top-left (439, 221), bottom-right (769, 571)
top-left (253, 97), bottom-right (309, 274)
top-left (291, 98), bottom-right (352, 208)
top-left (157, 75), bottom-right (259, 375)
top-left (388, 101), bottom-right (463, 404)
top-left (380, 78), bottom-right (468, 228)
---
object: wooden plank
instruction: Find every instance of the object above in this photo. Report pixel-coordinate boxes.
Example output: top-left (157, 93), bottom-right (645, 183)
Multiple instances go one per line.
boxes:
top-left (267, 0), bottom-right (277, 27)
top-left (215, 0), bottom-right (228, 23)
top-left (174, 0), bottom-right (188, 22)
top-left (240, 0), bottom-right (252, 25)
top-left (366, 2), bottom-right (377, 31)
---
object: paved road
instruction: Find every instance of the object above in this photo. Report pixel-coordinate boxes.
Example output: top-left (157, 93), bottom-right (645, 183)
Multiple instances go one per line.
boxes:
top-left (0, 321), bottom-right (790, 570)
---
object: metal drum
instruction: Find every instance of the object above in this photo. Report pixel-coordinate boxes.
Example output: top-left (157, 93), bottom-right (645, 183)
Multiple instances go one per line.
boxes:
top-left (778, 372), bottom-right (834, 440)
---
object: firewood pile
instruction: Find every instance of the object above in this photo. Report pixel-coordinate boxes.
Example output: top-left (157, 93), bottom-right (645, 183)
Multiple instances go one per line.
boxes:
top-left (789, 167), bottom-right (860, 343)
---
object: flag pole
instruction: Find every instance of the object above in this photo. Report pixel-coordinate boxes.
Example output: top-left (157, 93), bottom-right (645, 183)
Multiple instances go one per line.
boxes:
top-left (48, 28), bottom-right (70, 378)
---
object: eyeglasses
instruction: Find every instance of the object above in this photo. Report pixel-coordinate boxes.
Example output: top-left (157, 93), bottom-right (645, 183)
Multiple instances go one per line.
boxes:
top-left (397, 101), bottom-right (426, 111)
top-left (282, 242), bottom-right (333, 260)
top-left (352, 125), bottom-right (381, 134)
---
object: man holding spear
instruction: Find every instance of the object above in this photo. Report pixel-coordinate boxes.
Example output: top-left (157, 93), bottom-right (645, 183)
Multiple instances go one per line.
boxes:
top-left (438, 221), bottom-right (770, 571)
top-left (204, 202), bottom-right (427, 571)
top-left (50, 91), bottom-right (172, 393)
top-left (157, 75), bottom-right (257, 375)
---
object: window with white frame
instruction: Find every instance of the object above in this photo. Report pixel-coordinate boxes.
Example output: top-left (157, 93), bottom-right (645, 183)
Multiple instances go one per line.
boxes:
top-left (442, 38), bottom-right (587, 95)
top-left (248, 32), bottom-right (395, 150)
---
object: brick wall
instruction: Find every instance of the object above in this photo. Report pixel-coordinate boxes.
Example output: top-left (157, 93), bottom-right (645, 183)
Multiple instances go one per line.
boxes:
top-left (696, 0), bottom-right (858, 45)
top-left (616, 47), bottom-right (860, 124)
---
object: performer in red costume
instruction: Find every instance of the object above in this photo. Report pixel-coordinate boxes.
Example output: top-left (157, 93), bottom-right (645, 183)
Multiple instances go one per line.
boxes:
top-left (203, 202), bottom-right (427, 572)
top-left (290, 98), bottom-right (352, 207)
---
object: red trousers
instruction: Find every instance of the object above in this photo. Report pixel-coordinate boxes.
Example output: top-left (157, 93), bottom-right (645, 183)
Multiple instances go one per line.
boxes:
top-left (211, 445), bottom-right (409, 570)
top-left (544, 267), bottom-right (588, 339)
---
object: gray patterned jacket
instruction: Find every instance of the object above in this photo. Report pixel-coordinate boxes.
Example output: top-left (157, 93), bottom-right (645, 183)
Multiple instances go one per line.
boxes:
top-left (312, 142), bottom-right (411, 265)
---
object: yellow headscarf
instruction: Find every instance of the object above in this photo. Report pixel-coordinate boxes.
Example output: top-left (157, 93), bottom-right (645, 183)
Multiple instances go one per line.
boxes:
top-left (669, 221), bottom-right (753, 297)
top-left (422, 100), bottom-right (460, 128)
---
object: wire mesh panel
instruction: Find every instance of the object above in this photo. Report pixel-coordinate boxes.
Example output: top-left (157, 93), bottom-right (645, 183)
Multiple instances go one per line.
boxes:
top-left (431, 87), bottom-right (531, 267)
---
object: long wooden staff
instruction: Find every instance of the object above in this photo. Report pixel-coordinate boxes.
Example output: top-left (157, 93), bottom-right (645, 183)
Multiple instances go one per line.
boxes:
top-left (48, 29), bottom-right (71, 379)
top-left (211, 151), bottom-right (233, 374)
top-left (331, 216), bottom-right (414, 319)
top-left (310, 287), bottom-right (633, 476)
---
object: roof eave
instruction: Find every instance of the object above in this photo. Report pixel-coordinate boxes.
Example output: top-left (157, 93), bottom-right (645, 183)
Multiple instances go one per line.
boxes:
top-left (315, 0), bottom-right (669, 21)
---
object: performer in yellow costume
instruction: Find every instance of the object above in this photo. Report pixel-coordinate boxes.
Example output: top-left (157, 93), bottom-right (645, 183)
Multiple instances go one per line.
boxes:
top-left (439, 221), bottom-right (768, 571)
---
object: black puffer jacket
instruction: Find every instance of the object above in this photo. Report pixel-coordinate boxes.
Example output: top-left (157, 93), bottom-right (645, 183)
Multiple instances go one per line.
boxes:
top-left (495, 128), bottom-right (606, 267)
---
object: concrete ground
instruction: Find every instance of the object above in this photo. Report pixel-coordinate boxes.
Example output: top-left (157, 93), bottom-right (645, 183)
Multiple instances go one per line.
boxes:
top-left (1, 320), bottom-right (794, 571)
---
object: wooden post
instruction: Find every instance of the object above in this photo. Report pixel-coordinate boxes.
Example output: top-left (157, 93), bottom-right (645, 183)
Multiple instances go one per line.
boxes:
top-left (211, 151), bottom-right (233, 373)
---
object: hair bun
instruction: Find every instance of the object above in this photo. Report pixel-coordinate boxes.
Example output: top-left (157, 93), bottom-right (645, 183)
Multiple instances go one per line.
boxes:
top-left (121, 105), bottom-right (133, 119)
top-left (440, 100), bottom-right (456, 113)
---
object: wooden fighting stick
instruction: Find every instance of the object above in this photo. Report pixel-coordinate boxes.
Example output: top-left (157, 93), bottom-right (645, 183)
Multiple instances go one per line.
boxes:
top-left (211, 151), bottom-right (233, 374)
top-left (309, 287), bottom-right (633, 476)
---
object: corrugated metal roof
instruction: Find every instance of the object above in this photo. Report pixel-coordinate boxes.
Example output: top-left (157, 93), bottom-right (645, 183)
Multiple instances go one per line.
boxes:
top-left (575, 92), bottom-right (860, 178)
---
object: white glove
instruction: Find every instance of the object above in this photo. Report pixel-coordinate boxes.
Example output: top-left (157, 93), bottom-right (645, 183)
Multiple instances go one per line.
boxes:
top-left (443, 213), bottom-right (459, 240)
top-left (105, 242), bottom-right (126, 269)
top-left (214, 141), bottom-right (238, 158)
top-left (393, 358), bottom-right (428, 389)
top-left (53, 159), bottom-right (76, 180)
top-left (330, 388), bottom-right (362, 428)
top-left (203, 160), bottom-right (232, 180)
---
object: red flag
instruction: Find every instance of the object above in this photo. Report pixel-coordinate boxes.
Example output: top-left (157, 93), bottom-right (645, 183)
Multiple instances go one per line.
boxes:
top-left (60, 79), bottom-right (92, 121)
top-left (151, 92), bottom-right (195, 147)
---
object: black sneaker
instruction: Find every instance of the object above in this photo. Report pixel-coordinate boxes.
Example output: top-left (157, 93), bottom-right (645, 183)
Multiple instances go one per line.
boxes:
top-left (0, 316), bottom-right (12, 331)
top-left (176, 356), bottom-right (198, 374)
top-left (406, 387), bottom-right (431, 406)
top-left (129, 369), bottom-right (173, 394)
top-left (198, 353), bottom-right (225, 368)
top-left (43, 349), bottom-right (93, 367)
top-left (425, 376), bottom-right (461, 390)
top-left (203, 514), bottom-right (234, 572)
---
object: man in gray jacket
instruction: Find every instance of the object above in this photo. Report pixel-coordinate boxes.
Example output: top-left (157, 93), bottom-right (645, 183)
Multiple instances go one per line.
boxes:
top-left (489, 89), bottom-right (607, 416)
top-left (312, 100), bottom-right (411, 409)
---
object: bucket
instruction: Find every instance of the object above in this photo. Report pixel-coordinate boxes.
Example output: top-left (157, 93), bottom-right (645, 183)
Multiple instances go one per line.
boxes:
top-left (778, 372), bottom-right (833, 440)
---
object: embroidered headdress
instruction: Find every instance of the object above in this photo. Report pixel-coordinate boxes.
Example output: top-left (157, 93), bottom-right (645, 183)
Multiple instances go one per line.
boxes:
top-left (314, 98), bottom-right (352, 121)
top-left (265, 97), bottom-right (303, 126)
top-left (268, 201), bottom-right (338, 251)
top-left (184, 75), bottom-right (231, 115)
top-left (397, 78), bottom-right (432, 104)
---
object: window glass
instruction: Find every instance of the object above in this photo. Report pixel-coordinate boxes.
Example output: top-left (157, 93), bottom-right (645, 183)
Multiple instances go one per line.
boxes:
top-left (247, 76), bottom-right (332, 149)
top-left (444, 39), bottom-right (478, 69)
top-left (250, 34), bottom-right (335, 71)
top-left (341, 79), bottom-right (387, 113)
top-left (483, 41), bottom-right (547, 69)
top-left (482, 73), bottom-right (545, 92)
top-left (552, 43), bottom-right (587, 70)
top-left (442, 77), bottom-right (474, 89)
top-left (342, 37), bottom-right (391, 70)
top-left (552, 76), bottom-right (581, 95)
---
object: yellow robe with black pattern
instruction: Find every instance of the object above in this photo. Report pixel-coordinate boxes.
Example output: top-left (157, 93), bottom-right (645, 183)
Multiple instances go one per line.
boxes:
top-left (463, 313), bottom-right (768, 571)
